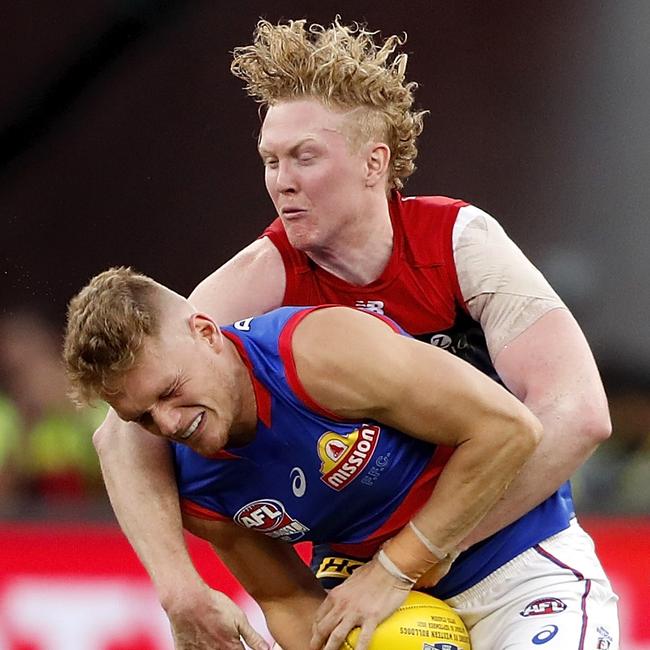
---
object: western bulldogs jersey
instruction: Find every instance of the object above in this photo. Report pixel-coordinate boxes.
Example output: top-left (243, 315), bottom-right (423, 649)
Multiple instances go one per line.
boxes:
top-left (173, 306), bottom-right (574, 599)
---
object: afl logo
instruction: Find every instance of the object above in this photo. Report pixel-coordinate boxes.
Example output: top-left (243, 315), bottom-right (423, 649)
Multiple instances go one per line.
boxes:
top-left (520, 598), bottom-right (567, 617)
top-left (234, 499), bottom-right (309, 542)
top-left (430, 333), bottom-right (452, 349)
top-left (234, 499), bottom-right (287, 532)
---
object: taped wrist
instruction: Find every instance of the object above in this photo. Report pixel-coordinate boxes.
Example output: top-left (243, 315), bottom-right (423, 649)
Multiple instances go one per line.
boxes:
top-left (408, 521), bottom-right (454, 561)
top-left (381, 522), bottom-right (456, 581)
top-left (375, 549), bottom-right (417, 586)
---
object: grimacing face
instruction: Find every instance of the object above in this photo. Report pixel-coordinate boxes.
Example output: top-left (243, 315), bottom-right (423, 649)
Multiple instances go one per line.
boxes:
top-left (106, 315), bottom-right (242, 456)
top-left (258, 98), bottom-right (378, 253)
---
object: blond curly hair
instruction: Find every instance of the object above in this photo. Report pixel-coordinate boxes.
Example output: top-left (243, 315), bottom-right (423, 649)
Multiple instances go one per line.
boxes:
top-left (63, 267), bottom-right (161, 405)
top-left (231, 18), bottom-right (427, 190)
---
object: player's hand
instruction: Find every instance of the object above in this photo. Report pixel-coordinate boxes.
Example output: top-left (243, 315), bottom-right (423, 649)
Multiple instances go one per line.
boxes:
top-left (309, 556), bottom-right (411, 650)
top-left (165, 584), bottom-right (269, 650)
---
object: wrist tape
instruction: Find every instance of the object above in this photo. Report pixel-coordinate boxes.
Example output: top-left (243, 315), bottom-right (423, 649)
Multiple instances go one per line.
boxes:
top-left (376, 549), bottom-right (417, 586)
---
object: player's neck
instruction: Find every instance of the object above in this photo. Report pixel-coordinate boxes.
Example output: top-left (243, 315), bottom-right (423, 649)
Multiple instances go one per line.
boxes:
top-left (224, 341), bottom-right (259, 445)
top-left (307, 200), bottom-right (393, 286)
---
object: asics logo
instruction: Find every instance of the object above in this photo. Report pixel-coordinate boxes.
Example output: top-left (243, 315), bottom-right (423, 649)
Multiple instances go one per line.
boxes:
top-left (290, 467), bottom-right (306, 497)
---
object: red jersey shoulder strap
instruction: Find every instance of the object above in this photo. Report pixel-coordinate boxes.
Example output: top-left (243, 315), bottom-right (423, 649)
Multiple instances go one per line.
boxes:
top-left (261, 195), bottom-right (469, 311)
top-left (391, 193), bottom-right (467, 309)
top-left (391, 193), bottom-right (466, 265)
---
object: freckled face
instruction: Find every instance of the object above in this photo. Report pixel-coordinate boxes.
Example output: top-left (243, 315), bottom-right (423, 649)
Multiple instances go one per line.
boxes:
top-left (259, 99), bottom-right (370, 252)
top-left (108, 329), bottom-right (241, 457)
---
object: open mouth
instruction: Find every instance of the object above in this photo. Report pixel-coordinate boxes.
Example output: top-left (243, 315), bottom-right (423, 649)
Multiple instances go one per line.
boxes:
top-left (179, 412), bottom-right (204, 440)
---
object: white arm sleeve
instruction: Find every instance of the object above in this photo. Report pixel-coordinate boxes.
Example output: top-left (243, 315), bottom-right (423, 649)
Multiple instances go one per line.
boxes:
top-left (452, 205), bottom-right (566, 359)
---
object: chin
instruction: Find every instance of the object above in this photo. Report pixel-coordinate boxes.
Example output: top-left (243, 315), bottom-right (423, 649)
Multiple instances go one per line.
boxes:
top-left (192, 440), bottom-right (221, 458)
top-left (284, 224), bottom-right (322, 252)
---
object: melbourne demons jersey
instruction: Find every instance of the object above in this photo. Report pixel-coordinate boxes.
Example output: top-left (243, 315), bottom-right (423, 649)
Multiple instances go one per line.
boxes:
top-left (174, 306), bottom-right (574, 599)
top-left (263, 192), bottom-right (496, 379)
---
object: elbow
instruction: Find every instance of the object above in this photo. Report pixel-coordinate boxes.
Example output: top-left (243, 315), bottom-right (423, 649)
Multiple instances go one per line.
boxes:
top-left (505, 408), bottom-right (543, 460)
top-left (92, 409), bottom-right (123, 456)
top-left (578, 405), bottom-right (612, 446)
top-left (521, 411), bottom-right (544, 455)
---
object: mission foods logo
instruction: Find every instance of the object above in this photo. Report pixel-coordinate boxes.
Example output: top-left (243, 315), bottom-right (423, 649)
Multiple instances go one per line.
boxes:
top-left (234, 499), bottom-right (309, 542)
top-left (317, 426), bottom-right (380, 490)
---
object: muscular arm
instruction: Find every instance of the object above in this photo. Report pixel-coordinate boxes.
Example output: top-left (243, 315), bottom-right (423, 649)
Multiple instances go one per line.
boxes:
top-left (452, 207), bottom-right (611, 548)
top-left (295, 307), bottom-right (542, 650)
top-left (461, 308), bottom-right (610, 547)
top-left (184, 517), bottom-right (325, 650)
top-left (294, 307), bottom-right (542, 557)
top-left (92, 238), bottom-right (286, 642)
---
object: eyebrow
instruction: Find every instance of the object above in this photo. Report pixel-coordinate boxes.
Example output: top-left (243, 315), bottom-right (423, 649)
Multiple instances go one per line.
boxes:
top-left (258, 136), bottom-right (319, 156)
top-left (121, 376), bottom-right (179, 423)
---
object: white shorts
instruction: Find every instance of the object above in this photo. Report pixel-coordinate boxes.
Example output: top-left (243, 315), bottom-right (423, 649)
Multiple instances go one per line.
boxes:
top-left (446, 519), bottom-right (619, 650)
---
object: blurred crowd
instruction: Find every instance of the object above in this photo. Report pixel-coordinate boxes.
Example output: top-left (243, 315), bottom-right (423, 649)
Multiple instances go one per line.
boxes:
top-left (0, 311), bottom-right (108, 518)
top-left (0, 309), bottom-right (647, 519)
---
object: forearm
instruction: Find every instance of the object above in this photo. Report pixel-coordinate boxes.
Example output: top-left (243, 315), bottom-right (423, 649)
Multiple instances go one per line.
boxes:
top-left (385, 408), bottom-right (541, 579)
top-left (455, 308), bottom-right (612, 548)
top-left (94, 414), bottom-right (203, 603)
top-left (262, 593), bottom-right (324, 650)
top-left (459, 400), bottom-right (609, 548)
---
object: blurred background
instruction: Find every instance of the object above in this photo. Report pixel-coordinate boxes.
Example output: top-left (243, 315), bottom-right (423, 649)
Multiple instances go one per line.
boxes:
top-left (1, 1), bottom-right (648, 648)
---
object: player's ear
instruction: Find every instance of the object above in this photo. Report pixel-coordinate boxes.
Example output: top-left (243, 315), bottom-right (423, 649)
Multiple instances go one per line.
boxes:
top-left (189, 313), bottom-right (223, 351)
top-left (365, 142), bottom-right (391, 188)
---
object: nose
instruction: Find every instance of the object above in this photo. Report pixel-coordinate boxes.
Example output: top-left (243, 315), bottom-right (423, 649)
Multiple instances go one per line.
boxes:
top-left (152, 403), bottom-right (182, 438)
top-left (274, 159), bottom-right (297, 194)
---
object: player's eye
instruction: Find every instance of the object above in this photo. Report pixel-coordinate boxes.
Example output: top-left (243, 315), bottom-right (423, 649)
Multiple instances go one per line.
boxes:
top-left (161, 385), bottom-right (180, 400)
top-left (136, 412), bottom-right (153, 426)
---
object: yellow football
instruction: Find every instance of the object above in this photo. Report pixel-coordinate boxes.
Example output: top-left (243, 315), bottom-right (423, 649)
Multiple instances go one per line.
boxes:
top-left (342, 591), bottom-right (471, 650)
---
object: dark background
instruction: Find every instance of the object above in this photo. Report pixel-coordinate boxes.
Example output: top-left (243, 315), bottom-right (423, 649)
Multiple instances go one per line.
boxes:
top-left (2, 0), bottom-right (649, 375)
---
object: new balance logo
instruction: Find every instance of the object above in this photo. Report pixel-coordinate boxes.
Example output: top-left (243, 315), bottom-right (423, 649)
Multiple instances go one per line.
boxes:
top-left (355, 300), bottom-right (385, 314)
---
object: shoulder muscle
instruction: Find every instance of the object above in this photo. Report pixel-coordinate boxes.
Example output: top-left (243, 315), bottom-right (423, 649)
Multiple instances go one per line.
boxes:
top-left (453, 205), bottom-right (565, 357)
top-left (189, 237), bottom-right (286, 324)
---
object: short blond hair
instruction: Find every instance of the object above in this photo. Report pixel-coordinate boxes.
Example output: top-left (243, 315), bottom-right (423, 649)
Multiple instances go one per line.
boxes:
top-left (231, 18), bottom-right (427, 190)
top-left (63, 267), bottom-right (161, 405)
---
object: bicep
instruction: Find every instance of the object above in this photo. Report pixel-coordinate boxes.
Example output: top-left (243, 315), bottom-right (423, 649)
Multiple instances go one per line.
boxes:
top-left (453, 205), bottom-right (565, 359)
top-left (494, 308), bottom-right (608, 410)
top-left (189, 237), bottom-right (286, 324)
top-left (292, 307), bottom-right (532, 447)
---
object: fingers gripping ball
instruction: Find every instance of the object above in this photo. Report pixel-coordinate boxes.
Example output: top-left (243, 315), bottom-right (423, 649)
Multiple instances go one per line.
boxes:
top-left (342, 591), bottom-right (471, 650)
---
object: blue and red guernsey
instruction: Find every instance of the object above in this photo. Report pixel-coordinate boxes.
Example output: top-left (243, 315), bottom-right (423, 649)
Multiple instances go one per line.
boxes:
top-left (174, 305), bottom-right (454, 551)
top-left (174, 306), bottom-right (573, 600)
top-left (176, 193), bottom-right (575, 599)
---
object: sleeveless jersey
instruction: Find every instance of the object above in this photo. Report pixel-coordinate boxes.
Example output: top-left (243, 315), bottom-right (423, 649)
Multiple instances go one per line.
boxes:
top-left (174, 306), bottom-right (574, 599)
top-left (263, 193), bottom-right (498, 379)
top-left (174, 306), bottom-right (453, 547)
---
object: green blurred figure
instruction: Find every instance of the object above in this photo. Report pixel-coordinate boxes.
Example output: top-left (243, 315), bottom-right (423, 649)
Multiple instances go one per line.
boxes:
top-left (0, 311), bottom-right (106, 504)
